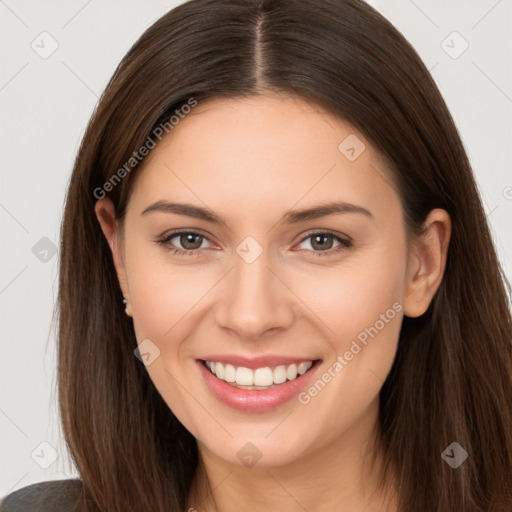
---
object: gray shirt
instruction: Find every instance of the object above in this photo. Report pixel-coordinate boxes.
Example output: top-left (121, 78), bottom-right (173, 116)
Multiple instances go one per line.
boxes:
top-left (0, 480), bottom-right (82, 512)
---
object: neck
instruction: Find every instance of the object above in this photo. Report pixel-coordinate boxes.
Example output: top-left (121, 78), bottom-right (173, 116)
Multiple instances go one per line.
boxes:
top-left (186, 400), bottom-right (397, 512)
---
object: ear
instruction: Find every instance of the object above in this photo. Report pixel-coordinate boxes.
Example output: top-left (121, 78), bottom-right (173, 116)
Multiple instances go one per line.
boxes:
top-left (94, 198), bottom-right (132, 316)
top-left (403, 208), bottom-right (452, 317)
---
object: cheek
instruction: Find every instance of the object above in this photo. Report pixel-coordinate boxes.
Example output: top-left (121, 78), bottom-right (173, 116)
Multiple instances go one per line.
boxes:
top-left (287, 241), bottom-right (407, 417)
top-left (125, 239), bottom-right (214, 341)
top-left (289, 244), bottom-right (407, 347)
top-left (123, 245), bottom-right (215, 429)
top-left (287, 261), bottom-right (405, 450)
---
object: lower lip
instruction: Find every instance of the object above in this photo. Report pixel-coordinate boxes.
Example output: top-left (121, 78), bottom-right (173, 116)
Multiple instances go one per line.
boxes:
top-left (196, 359), bottom-right (321, 412)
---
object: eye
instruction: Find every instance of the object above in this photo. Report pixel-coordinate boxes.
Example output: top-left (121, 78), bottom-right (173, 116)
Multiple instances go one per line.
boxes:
top-left (295, 231), bottom-right (352, 257)
top-left (156, 229), bottom-right (352, 258)
top-left (156, 230), bottom-right (214, 256)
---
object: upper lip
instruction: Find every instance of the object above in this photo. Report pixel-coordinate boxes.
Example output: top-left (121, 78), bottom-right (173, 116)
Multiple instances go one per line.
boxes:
top-left (198, 355), bottom-right (320, 369)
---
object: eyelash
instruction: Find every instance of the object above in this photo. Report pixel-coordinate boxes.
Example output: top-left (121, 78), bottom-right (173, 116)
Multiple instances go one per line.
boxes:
top-left (155, 230), bottom-right (352, 258)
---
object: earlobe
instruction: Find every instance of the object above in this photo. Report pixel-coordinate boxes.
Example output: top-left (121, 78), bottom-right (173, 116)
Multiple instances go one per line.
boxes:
top-left (94, 198), bottom-right (132, 316)
top-left (403, 208), bottom-right (452, 318)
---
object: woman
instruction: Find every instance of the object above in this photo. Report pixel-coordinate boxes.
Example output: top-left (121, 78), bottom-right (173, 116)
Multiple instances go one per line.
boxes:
top-left (2, 0), bottom-right (511, 510)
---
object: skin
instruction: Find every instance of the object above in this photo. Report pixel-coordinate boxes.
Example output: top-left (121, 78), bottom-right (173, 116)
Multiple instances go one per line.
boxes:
top-left (95, 94), bottom-right (451, 511)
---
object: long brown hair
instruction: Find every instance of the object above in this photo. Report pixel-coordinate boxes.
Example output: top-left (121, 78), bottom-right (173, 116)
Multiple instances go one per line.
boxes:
top-left (57, 0), bottom-right (512, 510)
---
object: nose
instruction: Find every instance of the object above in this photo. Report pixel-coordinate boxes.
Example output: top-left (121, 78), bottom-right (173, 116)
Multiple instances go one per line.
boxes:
top-left (215, 249), bottom-right (295, 339)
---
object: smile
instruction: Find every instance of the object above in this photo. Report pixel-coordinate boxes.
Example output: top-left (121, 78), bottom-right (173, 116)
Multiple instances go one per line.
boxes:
top-left (204, 360), bottom-right (314, 389)
top-left (196, 357), bottom-right (322, 412)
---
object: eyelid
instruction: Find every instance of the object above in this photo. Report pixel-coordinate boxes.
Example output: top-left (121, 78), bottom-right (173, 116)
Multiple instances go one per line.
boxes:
top-left (292, 229), bottom-right (352, 255)
top-left (158, 228), bottom-right (217, 244)
top-left (156, 228), bottom-right (352, 257)
top-left (296, 228), bottom-right (351, 244)
top-left (157, 229), bottom-right (218, 251)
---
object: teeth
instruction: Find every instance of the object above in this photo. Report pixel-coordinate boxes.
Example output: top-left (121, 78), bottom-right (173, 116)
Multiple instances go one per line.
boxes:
top-left (214, 362), bottom-right (225, 380)
top-left (254, 367), bottom-right (273, 386)
top-left (273, 365), bottom-right (287, 384)
top-left (206, 360), bottom-right (314, 388)
top-left (224, 363), bottom-right (236, 382)
top-left (297, 361), bottom-right (310, 375)
top-left (286, 364), bottom-right (298, 380)
top-left (236, 366), bottom-right (254, 386)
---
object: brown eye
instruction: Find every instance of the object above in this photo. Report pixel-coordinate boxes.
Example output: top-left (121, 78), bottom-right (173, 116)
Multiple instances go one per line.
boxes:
top-left (178, 233), bottom-right (204, 250)
top-left (157, 231), bottom-right (213, 255)
top-left (310, 234), bottom-right (335, 251)
top-left (295, 231), bottom-right (352, 257)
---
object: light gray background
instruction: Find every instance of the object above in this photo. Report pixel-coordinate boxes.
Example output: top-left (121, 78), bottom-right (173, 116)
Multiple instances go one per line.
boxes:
top-left (1, 0), bottom-right (511, 497)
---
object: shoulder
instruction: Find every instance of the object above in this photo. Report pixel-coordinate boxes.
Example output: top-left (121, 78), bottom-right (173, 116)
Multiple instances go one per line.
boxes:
top-left (0, 479), bottom-right (83, 512)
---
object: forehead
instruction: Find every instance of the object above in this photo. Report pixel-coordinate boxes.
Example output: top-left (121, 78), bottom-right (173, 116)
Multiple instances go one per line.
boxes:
top-left (126, 94), bottom-right (400, 226)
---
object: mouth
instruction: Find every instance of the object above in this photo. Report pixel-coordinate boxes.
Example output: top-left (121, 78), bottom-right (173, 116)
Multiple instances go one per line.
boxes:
top-left (202, 359), bottom-right (316, 389)
top-left (196, 357), bottom-right (322, 412)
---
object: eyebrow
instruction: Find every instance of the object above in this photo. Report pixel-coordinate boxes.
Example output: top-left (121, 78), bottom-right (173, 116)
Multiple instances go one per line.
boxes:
top-left (140, 200), bottom-right (373, 225)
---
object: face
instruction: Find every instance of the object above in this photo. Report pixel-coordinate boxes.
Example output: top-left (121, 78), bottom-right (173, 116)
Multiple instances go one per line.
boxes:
top-left (96, 94), bottom-right (445, 469)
